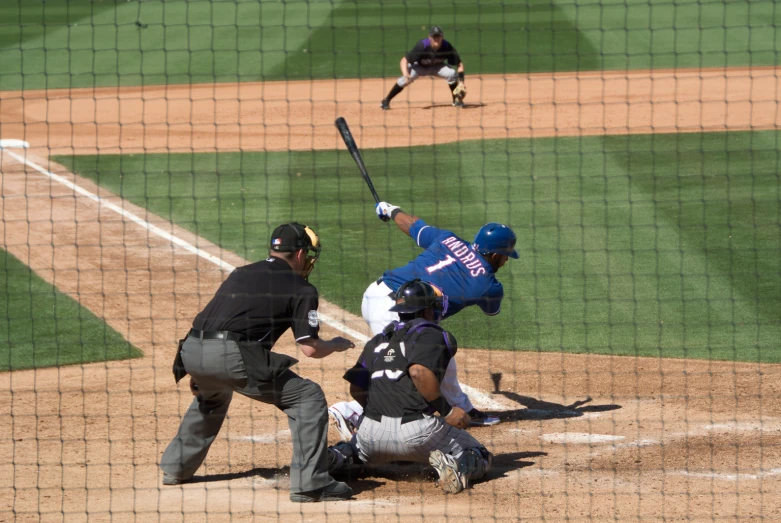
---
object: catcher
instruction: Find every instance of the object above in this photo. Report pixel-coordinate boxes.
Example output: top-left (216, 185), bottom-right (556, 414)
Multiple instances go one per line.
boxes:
top-left (327, 279), bottom-right (492, 494)
top-left (380, 25), bottom-right (467, 110)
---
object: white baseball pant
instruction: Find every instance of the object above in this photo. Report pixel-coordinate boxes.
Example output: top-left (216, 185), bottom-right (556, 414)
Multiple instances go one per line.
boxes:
top-left (397, 63), bottom-right (458, 88)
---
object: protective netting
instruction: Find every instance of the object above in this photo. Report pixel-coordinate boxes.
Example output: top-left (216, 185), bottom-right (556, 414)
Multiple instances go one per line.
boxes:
top-left (1, 0), bottom-right (780, 521)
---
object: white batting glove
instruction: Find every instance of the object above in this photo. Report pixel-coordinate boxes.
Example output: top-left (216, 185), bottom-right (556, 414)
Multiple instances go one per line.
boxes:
top-left (375, 201), bottom-right (400, 222)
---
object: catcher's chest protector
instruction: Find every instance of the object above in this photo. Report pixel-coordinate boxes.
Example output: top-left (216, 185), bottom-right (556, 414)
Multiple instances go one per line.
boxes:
top-left (372, 321), bottom-right (448, 381)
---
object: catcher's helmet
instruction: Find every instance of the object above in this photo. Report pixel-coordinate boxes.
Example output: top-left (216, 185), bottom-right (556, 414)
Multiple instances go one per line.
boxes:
top-left (389, 279), bottom-right (446, 317)
top-left (473, 223), bottom-right (519, 259)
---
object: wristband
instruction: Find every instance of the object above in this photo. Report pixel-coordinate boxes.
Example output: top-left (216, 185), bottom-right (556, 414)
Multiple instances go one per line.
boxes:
top-left (427, 395), bottom-right (453, 417)
top-left (390, 208), bottom-right (403, 220)
top-left (458, 72), bottom-right (465, 82)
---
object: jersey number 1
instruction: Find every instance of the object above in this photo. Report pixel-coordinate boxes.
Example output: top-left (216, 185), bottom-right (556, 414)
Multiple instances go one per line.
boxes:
top-left (426, 255), bottom-right (456, 274)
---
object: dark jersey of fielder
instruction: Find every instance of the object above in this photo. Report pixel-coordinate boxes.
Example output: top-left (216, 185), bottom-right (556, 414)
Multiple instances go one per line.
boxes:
top-left (381, 220), bottom-right (504, 318)
top-left (192, 257), bottom-right (320, 347)
top-left (343, 319), bottom-right (457, 418)
top-left (406, 38), bottom-right (461, 67)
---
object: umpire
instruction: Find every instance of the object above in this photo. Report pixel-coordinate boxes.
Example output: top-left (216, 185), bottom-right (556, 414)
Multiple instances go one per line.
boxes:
top-left (160, 222), bottom-right (356, 503)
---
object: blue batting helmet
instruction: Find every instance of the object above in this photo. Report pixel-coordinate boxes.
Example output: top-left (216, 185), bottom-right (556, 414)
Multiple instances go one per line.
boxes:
top-left (473, 223), bottom-right (519, 259)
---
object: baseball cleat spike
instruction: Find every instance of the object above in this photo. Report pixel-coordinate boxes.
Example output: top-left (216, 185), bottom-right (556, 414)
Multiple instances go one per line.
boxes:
top-left (429, 450), bottom-right (467, 494)
top-left (328, 406), bottom-right (355, 442)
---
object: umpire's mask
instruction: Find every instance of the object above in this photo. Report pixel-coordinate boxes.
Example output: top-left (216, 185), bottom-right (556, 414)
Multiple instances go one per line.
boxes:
top-left (270, 222), bottom-right (321, 280)
top-left (301, 226), bottom-right (321, 279)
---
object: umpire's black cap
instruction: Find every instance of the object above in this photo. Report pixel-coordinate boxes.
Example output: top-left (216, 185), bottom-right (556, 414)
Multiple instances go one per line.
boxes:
top-left (270, 222), bottom-right (317, 253)
top-left (429, 25), bottom-right (443, 37)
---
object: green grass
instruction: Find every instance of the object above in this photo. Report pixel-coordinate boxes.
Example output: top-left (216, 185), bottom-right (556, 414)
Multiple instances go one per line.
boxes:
top-left (54, 130), bottom-right (781, 362)
top-left (0, 248), bottom-right (142, 371)
top-left (2, 0), bottom-right (779, 90)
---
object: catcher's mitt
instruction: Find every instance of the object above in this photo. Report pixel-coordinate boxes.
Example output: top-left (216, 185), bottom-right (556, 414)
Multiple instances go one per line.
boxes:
top-left (453, 81), bottom-right (467, 101)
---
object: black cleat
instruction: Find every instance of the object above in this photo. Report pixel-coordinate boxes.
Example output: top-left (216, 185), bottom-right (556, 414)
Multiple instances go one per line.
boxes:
top-left (453, 99), bottom-right (465, 108)
top-left (380, 99), bottom-right (390, 110)
top-left (290, 481), bottom-right (354, 503)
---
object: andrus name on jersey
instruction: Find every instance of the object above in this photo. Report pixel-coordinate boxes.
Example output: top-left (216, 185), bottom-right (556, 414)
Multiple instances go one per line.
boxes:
top-left (440, 236), bottom-right (486, 277)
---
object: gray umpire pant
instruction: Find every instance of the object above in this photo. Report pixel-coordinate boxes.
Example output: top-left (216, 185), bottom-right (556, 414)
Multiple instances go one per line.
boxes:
top-left (159, 337), bottom-right (333, 494)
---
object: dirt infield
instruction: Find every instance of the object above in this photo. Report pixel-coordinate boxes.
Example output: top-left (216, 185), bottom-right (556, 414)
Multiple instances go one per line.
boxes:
top-left (2, 67), bottom-right (781, 522)
top-left (0, 67), bottom-right (779, 155)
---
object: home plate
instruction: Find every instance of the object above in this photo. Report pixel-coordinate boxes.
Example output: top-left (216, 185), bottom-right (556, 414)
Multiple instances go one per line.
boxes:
top-left (541, 433), bottom-right (625, 444)
top-left (0, 139), bottom-right (30, 149)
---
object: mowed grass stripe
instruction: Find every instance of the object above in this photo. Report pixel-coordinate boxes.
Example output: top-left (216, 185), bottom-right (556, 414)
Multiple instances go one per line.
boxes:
top-left (55, 130), bottom-right (781, 362)
top-left (1, 248), bottom-right (142, 371)
top-left (2, 0), bottom-right (779, 90)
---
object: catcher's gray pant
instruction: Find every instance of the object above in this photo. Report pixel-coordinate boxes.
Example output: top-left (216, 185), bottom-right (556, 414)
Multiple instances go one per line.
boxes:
top-left (159, 337), bottom-right (334, 494)
top-left (397, 63), bottom-right (458, 87)
top-left (355, 414), bottom-right (490, 480)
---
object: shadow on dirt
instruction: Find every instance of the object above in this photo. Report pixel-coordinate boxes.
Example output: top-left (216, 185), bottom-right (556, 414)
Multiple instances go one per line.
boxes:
top-left (184, 466), bottom-right (385, 494)
top-left (487, 451), bottom-right (548, 480)
top-left (337, 450), bottom-right (547, 485)
top-left (183, 466), bottom-right (288, 484)
top-left (421, 102), bottom-right (487, 109)
top-left (483, 372), bottom-right (623, 422)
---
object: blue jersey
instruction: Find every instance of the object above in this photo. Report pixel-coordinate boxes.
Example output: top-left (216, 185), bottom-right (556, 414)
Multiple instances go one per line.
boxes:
top-left (381, 220), bottom-right (504, 318)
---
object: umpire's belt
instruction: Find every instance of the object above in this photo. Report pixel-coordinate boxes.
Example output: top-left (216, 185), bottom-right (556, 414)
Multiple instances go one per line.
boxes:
top-left (364, 410), bottom-right (425, 425)
top-left (188, 329), bottom-right (247, 343)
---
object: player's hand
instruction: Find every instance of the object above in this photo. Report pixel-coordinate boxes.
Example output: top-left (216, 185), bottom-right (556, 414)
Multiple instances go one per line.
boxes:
top-left (444, 407), bottom-right (471, 429)
top-left (329, 336), bottom-right (355, 351)
top-left (375, 201), bottom-right (400, 222)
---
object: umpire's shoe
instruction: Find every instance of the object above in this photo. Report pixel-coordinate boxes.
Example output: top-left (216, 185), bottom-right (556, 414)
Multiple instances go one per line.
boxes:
top-left (290, 481), bottom-right (354, 503)
top-left (429, 450), bottom-right (467, 494)
top-left (162, 473), bottom-right (191, 486)
top-left (380, 99), bottom-right (390, 110)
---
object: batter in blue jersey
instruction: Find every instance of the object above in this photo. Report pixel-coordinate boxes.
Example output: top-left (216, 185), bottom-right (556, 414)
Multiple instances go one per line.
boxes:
top-left (327, 201), bottom-right (518, 439)
top-left (379, 221), bottom-right (505, 319)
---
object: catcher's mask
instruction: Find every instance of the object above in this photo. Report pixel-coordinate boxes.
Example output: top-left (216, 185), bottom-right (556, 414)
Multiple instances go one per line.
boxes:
top-left (270, 222), bottom-right (321, 279)
top-left (388, 279), bottom-right (447, 322)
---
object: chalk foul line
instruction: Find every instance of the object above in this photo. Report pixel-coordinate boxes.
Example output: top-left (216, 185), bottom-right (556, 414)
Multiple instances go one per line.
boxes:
top-left (1, 146), bottom-right (367, 342)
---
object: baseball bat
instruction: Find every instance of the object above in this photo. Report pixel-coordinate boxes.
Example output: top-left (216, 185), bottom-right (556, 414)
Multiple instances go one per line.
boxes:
top-left (334, 117), bottom-right (381, 204)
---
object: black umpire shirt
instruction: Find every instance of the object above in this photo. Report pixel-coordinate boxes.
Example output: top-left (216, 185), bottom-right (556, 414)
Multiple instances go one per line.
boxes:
top-left (406, 38), bottom-right (461, 68)
top-left (190, 257), bottom-right (320, 385)
top-left (193, 257), bottom-right (320, 345)
top-left (343, 319), bottom-right (457, 419)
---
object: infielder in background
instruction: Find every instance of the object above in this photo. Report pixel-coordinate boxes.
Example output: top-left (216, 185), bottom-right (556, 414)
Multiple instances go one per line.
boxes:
top-left (329, 203), bottom-right (518, 438)
top-left (380, 25), bottom-right (467, 110)
top-left (328, 279), bottom-right (493, 494)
